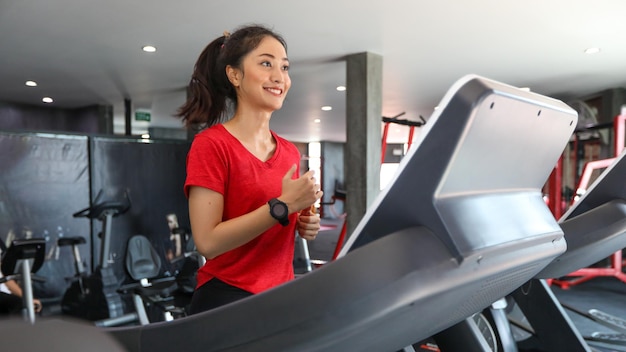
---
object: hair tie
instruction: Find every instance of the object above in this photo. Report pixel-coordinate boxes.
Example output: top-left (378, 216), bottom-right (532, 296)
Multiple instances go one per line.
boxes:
top-left (221, 30), bottom-right (231, 49)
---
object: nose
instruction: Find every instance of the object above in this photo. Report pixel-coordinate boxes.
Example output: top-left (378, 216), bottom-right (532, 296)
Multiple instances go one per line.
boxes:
top-left (271, 66), bottom-right (284, 83)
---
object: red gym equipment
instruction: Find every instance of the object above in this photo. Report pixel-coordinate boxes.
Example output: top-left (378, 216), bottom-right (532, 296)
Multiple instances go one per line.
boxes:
top-left (330, 113), bottom-right (426, 261)
top-left (550, 112), bottom-right (626, 288)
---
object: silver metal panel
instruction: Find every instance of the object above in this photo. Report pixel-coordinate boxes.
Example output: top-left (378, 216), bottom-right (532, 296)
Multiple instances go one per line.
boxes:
top-left (341, 74), bottom-right (576, 258)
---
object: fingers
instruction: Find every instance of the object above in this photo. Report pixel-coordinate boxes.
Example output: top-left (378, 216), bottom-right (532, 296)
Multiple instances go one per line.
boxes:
top-left (298, 227), bottom-right (318, 240)
top-left (300, 204), bottom-right (316, 216)
top-left (297, 211), bottom-right (320, 240)
top-left (300, 170), bottom-right (322, 188)
top-left (33, 300), bottom-right (42, 312)
top-left (299, 170), bottom-right (317, 186)
top-left (300, 233), bottom-right (317, 241)
top-left (283, 164), bottom-right (297, 181)
top-left (281, 166), bottom-right (323, 212)
top-left (298, 210), bottom-right (320, 223)
top-left (301, 169), bottom-right (315, 179)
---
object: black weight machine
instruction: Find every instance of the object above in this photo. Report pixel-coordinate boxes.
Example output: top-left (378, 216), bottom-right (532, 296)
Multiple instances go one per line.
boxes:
top-left (60, 189), bottom-right (138, 326)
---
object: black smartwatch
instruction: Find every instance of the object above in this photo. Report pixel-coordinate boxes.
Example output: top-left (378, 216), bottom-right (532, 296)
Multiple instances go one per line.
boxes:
top-left (268, 198), bottom-right (289, 226)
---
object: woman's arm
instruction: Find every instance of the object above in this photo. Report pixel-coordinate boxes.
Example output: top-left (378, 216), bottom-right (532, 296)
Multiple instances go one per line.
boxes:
top-left (188, 186), bottom-right (279, 259)
top-left (189, 165), bottom-right (322, 259)
top-left (4, 279), bottom-right (42, 312)
top-left (5, 279), bottom-right (22, 297)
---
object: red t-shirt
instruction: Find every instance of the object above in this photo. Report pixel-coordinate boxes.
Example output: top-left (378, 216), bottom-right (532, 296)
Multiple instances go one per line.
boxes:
top-left (184, 124), bottom-right (301, 294)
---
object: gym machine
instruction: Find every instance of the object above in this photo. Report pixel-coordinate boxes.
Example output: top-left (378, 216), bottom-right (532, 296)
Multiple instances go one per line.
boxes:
top-left (60, 189), bottom-right (137, 326)
top-left (507, 148), bottom-right (626, 351)
top-left (0, 238), bottom-right (46, 323)
top-left (103, 75), bottom-right (577, 351)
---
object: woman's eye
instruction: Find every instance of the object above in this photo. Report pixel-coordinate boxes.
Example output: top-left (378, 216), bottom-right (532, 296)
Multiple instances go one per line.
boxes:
top-left (282, 65), bottom-right (290, 71)
top-left (261, 61), bottom-right (271, 67)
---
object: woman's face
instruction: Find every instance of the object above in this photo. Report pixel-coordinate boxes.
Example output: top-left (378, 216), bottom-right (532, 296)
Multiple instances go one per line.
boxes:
top-left (228, 36), bottom-right (291, 113)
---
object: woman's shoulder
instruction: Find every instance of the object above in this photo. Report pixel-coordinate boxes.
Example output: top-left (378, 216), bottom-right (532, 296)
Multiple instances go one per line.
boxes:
top-left (188, 125), bottom-right (237, 166)
top-left (194, 124), bottom-right (227, 137)
top-left (192, 124), bottom-right (230, 144)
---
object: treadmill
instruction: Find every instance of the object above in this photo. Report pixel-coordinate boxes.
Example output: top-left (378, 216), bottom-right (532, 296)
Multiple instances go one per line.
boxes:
top-left (106, 74), bottom-right (577, 352)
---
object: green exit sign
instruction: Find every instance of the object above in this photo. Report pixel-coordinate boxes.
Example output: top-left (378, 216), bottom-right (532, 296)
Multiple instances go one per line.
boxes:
top-left (135, 111), bottom-right (151, 121)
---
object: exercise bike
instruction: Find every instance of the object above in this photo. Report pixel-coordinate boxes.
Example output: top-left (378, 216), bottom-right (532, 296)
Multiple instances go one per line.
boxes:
top-left (60, 189), bottom-right (136, 325)
top-left (0, 238), bottom-right (46, 324)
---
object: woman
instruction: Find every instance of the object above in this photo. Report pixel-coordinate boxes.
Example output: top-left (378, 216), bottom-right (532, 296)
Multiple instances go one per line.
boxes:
top-left (178, 24), bottom-right (323, 314)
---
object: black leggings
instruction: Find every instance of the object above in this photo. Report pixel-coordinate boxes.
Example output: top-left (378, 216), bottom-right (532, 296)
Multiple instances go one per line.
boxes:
top-left (189, 278), bottom-right (253, 314)
top-left (0, 292), bottom-right (23, 315)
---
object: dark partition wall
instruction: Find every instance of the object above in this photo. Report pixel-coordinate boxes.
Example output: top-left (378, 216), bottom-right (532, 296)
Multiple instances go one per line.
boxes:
top-left (0, 102), bottom-right (112, 134)
top-left (0, 131), bottom-right (190, 301)
top-left (89, 137), bottom-right (191, 282)
top-left (0, 132), bottom-right (91, 298)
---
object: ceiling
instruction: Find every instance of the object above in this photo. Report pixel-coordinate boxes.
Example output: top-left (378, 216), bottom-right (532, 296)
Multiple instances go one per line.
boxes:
top-left (2, 0), bottom-right (626, 143)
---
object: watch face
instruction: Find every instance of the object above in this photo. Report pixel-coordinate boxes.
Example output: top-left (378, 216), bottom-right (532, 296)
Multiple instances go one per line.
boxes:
top-left (269, 198), bottom-right (289, 226)
top-left (274, 203), bottom-right (287, 217)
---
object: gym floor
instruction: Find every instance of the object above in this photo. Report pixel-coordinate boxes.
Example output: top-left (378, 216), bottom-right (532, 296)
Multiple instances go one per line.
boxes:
top-left (297, 218), bottom-right (626, 352)
top-left (553, 277), bottom-right (626, 352)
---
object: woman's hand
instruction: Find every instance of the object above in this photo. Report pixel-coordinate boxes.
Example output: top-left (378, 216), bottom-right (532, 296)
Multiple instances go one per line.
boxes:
top-left (33, 298), bottom-right (42, 313)
top-left (297, 205), bottom-right (320, 240)
top-left (280, 165), bottom-right (323, 213)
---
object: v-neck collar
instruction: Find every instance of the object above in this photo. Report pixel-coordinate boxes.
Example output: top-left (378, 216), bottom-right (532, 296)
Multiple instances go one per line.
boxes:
top-left (217, 124), bottom-right (280, 165)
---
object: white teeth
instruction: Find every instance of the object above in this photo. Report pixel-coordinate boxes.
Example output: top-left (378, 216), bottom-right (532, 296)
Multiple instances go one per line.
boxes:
top-left (266, 88), bottom-right (282, 95)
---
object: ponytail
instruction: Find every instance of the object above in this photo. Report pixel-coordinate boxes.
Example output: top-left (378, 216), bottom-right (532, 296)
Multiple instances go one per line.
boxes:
top-left (176, 24), bottom-right (287, 129)
top-left (176, 35), bottom-right (234, 128)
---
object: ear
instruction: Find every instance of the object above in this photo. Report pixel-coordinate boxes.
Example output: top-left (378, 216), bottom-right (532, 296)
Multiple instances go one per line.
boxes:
top-left (225, 65), bottom-right (241, 88)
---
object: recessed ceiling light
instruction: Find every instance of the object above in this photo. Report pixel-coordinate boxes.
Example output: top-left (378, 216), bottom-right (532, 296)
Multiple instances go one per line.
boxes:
top-left (314, 119), bottom-right (321, 123)
top-left (336, 86), bottom-right (346, 91)
top-left (321, 106), bottom-right (332, 111)
top-left (584, 47), bottom-right (601, 54)
top-left (141, 133), bottom-right (150, 139)
top-left (25, 80), bottom-right (37, 87)
top-left (42, 97), bottom-right (53, 103)
top-left (142, 45), bottom-right (157, 53)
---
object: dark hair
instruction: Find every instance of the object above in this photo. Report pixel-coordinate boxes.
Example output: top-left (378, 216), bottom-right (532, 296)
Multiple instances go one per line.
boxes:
top-left (176, 24), bottom-right (288, 129)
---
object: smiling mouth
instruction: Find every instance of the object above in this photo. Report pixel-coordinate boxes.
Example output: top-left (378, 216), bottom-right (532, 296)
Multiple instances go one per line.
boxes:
top-left (265, 87), bottom-right (283, 95)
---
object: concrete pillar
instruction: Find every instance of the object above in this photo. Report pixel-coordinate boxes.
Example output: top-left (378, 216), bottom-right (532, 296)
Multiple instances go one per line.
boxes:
top-left (345, 52), bottom-right (383, 238)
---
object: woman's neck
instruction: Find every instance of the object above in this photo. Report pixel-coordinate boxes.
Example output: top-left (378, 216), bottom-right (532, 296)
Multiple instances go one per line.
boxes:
top-left (224, 111), bottom-right (276, 161)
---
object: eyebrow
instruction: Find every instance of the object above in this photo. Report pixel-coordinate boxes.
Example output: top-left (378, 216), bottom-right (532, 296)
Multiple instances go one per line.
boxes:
top-left (258, 53), bottom-right (289, 62)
